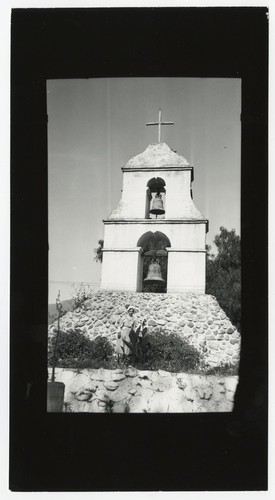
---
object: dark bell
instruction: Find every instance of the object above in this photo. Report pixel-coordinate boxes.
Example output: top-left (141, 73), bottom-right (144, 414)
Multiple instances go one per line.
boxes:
top-left (144, 261), bottom-right (165, 282)
top-left (149, 193), bottom-right (165, 215)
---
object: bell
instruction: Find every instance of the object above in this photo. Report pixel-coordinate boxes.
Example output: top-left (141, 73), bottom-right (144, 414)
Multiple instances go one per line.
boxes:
top-left (144, 260), bottom-right (165, 282)
top-left (149, 193), bottom-right (165, 215)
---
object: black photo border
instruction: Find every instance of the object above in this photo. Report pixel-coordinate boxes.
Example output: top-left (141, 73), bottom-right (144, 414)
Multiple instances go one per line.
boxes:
top-left (10, 7), bottom-right (268, 492)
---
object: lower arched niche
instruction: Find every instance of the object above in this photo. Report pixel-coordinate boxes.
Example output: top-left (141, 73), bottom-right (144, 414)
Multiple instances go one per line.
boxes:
top-left (137, 231), bottom-right (171, 293)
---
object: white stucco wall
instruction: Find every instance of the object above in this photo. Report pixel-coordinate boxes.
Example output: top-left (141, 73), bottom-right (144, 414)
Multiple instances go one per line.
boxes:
top-left (101, 222), bottom-right (207, 292)
top-left (109, 169), bottom-right (204, 220)
top-left (103, 221), bottom-right (207, 250)
top-left (100, 250), bottom-right (141, 291)
top-left (100, 143), bottom-right (208, 293)
top-left (167, 250), bottom-right (206, 293)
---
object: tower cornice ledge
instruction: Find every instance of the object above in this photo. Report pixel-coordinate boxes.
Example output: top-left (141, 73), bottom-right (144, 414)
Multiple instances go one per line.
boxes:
top-left (167, 248), bottom-right (207, 253)
top-left (102, 247), bottom-right (143, 253)
top-left (122, 166), bottom-right (193, 172)
top-left (103, 218), bottom-right (208, 225)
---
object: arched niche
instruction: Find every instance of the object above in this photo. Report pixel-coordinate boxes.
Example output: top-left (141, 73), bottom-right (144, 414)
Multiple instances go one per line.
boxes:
top-left (145, 177), bottom-right (166, 219)
top-left (137, 231), bottom-right (171, 293)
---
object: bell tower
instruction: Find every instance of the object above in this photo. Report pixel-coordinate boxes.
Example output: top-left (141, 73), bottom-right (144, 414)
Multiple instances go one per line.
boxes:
top-left (101, 110), bottom-right (208, 293)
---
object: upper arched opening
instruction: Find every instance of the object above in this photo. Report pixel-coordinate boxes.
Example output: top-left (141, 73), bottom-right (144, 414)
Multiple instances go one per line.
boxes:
top-left (137, 231), bottom-right (171, 254)
top-left (147, 177), bottom-right (166, 193)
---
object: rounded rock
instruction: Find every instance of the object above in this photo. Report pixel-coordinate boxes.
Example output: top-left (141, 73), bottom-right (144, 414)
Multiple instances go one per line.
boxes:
top-left (112, 373), bottom-right (126, 382)
top-left (125, 367), bottom-right (138, 378)
top-left (232, 331), bottom-right (240, 338)
top-left (104, 382), bottom-right (119, 391)
top-left (206, 334), bottom-right (216, 341)
top-left (227, 326), bottom-right (235, 334)
top-left (129, 389), bottom-right (137, 396)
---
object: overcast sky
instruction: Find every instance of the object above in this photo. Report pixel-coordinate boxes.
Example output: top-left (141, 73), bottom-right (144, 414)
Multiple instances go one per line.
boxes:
top-left (47, 77), bottom-right (241, 303)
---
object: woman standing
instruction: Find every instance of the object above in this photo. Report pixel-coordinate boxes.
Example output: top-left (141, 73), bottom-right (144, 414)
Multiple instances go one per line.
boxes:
top-left (115, 305), bottom-right (138, 358)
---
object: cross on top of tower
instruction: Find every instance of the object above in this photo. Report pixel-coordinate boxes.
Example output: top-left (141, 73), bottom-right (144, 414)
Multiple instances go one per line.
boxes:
top-left (146, 109), bottom-right (174, 143)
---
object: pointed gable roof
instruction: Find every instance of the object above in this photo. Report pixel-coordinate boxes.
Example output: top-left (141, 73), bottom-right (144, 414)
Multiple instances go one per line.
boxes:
top-left (125, 142), bottom-right (190, 169)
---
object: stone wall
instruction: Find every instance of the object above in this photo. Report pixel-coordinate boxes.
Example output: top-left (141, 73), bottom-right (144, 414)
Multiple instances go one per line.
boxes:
top-left (49, 290), bottom-right (241, 368)
top-left (53, 367), bottom-right (238, 413)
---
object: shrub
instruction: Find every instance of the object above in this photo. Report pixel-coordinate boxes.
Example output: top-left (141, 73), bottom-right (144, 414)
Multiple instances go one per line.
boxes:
top-left (72, 282), bottom-right (92, 310)
top-left (48, 327), bottom-right (203, 372)
top-left (48, 330), bottom-right (114, 368)
top-left (131, 329), bottom-right (202, 373)
top-left (80, 336), bottom-right (116, 369)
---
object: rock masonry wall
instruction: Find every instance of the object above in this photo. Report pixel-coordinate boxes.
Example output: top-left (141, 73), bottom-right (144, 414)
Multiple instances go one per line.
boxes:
top-left (49, 291), bottom-right (241, 368)
top-left (54, 367), bottom-right (238, 413)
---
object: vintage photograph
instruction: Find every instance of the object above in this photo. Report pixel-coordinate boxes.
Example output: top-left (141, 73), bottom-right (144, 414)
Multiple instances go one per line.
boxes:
top-left (10, 6), bottom-right (268, 492)
top-left (47, 78), bottom-right (241, 413)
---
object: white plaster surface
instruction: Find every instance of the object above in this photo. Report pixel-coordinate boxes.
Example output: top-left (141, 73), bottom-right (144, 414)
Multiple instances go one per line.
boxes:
top-left (101, 142), bottom-right (208, 293)
top-left (167, 250), bottom-right (206, 293)
top-left (100, 250), bottom-right (140, 290)
top-left (103, 222), bottom-right (206, 250)
top-left (109, 169), bottom-right (204, 220)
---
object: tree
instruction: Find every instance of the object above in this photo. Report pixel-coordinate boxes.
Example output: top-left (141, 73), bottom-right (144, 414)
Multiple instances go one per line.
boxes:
top-left (206, 227), bottom-right (241, 331)
top-left (94, 239), bottom-right (104, 263)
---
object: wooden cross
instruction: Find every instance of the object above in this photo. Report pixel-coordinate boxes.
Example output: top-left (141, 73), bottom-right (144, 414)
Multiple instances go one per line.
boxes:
top-left (146, 109), bottom-right (174, 143)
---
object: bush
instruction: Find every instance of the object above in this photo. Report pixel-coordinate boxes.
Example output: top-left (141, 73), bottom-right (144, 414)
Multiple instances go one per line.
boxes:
top-left (48, 329), bottom-right (114, 368)
top-left (48, 328), bottom-right (203, 372)
top-left (72, 283), bottom-right (92, 310)
top-left (131, 329), bottom-right (202, 373)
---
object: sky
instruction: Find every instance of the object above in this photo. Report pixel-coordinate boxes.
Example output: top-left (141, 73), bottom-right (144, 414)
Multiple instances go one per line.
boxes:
top-left (48, 77), bottom-right (241, 303)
